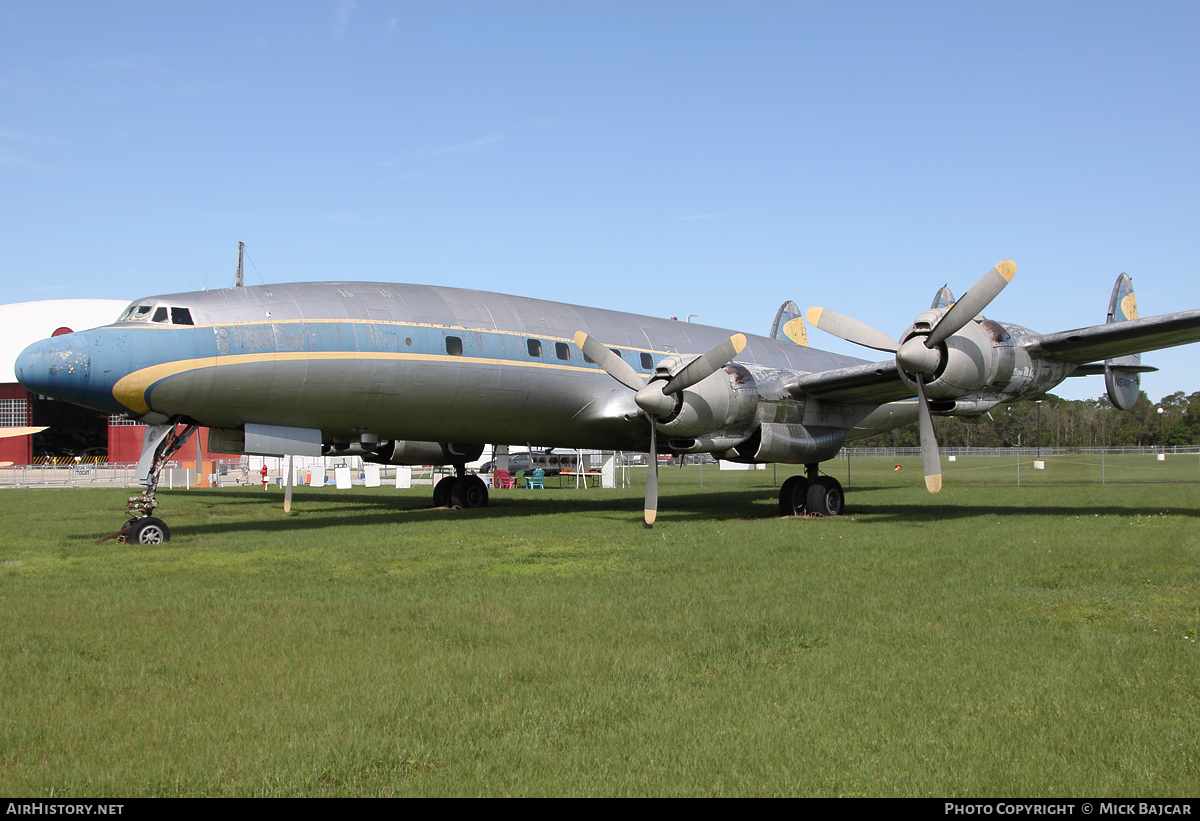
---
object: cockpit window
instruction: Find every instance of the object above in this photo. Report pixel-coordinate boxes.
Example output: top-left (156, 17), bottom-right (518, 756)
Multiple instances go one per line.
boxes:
top-left (119, 303), bottom-right (194, 325)
top-left (119, 305), bottom-right (154, 321)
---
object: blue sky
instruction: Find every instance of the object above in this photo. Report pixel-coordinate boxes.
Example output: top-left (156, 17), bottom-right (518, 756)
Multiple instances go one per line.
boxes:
top-left (2, 1), bottom-right (1198, 402)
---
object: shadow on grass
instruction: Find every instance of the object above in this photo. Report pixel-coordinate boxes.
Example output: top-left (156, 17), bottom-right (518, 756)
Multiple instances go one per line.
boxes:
top-left (75, 483), bottom-right (1200, 542)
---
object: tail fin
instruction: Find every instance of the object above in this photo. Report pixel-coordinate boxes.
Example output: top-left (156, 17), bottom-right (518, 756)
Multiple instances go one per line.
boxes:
top-left (769, 300), bottom-right (809, 346)
top-left (1105, 273), bottom-right (1141, 410)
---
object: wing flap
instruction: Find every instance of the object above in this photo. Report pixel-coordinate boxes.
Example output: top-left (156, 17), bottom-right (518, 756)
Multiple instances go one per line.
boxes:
top-left (787, 359), bottom-right (914, 404)
top-left (1029, 309), bottom-right (1200, 364)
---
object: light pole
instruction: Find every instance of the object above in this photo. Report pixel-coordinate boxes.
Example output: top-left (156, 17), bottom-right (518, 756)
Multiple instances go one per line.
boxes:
top-left (1157, 406), bottom-right (1164, 451)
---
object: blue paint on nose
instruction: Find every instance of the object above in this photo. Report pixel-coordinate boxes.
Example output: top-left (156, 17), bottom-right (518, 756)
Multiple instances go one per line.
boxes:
top-left (16, 334), bottom-right (121, 413)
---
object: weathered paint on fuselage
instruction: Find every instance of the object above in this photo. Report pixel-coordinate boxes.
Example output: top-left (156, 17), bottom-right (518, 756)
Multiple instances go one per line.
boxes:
top-left (16, 282), bottom-right (867, 451)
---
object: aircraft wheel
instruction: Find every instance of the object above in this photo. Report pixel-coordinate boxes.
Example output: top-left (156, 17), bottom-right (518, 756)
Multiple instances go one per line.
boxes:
top-left (128, 516), bottom-right (171, 545)
top-left (433, 476), bottom-right (456, 507)
top-left (779, 475), bottom-right (810, 516)
top-left (806, 477), bottom-right (844, 517)
top-left (450, 476), bottom-right (489, 509)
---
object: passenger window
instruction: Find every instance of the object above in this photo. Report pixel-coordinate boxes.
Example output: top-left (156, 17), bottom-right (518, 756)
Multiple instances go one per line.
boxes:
top-left (527, 339), bottom-right (542, 357)
top-left (445, 336), bottom-right (463, 356)
top-left (641, 352), bottom-right (653, 370)
top-left (555, 342), bottom-right (570, 361)
top-left (152, 307), bottom-right (168, 323)
top-left (171, 307), bottom-right (194, 326)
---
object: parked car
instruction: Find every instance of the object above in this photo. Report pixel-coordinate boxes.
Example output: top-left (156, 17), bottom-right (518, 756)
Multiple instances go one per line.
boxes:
top-left (480, 451), bottom-right (577, 476)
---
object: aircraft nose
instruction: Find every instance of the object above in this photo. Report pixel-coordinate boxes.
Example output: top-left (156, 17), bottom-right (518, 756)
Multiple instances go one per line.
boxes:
top-left (16, 335), bottom-right (97, 407)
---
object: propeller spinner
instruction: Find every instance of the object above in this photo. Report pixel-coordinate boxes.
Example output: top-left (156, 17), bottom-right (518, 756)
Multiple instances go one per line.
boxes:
top-left (574, 331), bottom-right (746, 525)
top-left (805, 260), bottom-right (1016, 493)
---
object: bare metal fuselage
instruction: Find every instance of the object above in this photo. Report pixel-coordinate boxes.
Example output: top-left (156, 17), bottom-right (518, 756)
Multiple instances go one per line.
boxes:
top-left (18, 282), bottom-right (889, 455)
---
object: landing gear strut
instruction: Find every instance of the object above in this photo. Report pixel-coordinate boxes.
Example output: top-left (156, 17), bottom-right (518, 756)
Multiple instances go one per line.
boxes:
top-left (433, 464), bottom-right (489, 510)
top-left (778, 463), bottom-right (844, 517)
top-left (96, 420), bottom-right (198, 545)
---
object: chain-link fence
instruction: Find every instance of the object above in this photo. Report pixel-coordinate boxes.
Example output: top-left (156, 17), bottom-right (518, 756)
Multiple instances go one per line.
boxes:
top-left (5, 447), bottom-right (1198, 490)
top-left (835, 446), bottom-right (1200, 488)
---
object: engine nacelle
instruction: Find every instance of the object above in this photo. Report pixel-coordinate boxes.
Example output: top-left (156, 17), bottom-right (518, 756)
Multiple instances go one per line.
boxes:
top-left (362, 440), bottom-right (484, 465)
top-left (654, 362), bottom-right (760, 439)
top-left (896, 317), bottom-right (1078, 413)
top-left (898, 315), bottom-right (1012, 399)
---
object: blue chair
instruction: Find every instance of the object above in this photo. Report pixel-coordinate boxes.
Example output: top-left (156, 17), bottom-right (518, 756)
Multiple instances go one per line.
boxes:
top-left (527, 469), bottom-right (545, 489)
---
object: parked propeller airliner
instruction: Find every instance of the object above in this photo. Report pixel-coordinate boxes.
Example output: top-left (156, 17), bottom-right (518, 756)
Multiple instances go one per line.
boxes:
top-left (15, 261), bottom-right (1200, 543)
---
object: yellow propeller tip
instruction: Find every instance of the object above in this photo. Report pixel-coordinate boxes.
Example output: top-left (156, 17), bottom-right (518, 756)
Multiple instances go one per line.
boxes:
top-left (730, 333), bottom-right (747, 353)
top-left (644, 510), bottom-right (657, 525)
top-left (996, 260), bottom-right (1016, 282)
top-left (573, 331), bottom-right (588, 348)
top-left (806, 307), bottom-right (823, 325)
top-left (925, 474), bottom-right (943, 493)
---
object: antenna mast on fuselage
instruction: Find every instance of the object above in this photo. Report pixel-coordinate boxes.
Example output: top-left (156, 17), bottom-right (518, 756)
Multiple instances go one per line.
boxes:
top-left (235, 241), bottom-right (245, 288)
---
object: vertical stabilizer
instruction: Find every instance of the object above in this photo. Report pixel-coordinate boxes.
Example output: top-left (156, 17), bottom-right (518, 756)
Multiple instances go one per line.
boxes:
top-left (931, 285), bottom-right (955, 309)
top-left (1105, 273), bottom-right (1141, 410)
top-left (769, 300), bottom-right (809, 346)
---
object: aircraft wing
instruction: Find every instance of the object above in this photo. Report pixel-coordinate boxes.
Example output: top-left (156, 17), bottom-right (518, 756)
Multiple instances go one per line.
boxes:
top-left (786, 359), bottom-right (914, 405)
top-left (1027, 308), bottom-right (1200, 364)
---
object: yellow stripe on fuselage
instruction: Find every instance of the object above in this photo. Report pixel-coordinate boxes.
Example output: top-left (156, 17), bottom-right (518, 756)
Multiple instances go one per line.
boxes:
top-left (112, 350), bottom-right (620, 415)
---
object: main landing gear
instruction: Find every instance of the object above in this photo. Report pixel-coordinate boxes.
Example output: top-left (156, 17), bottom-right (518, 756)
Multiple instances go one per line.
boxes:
top-left (433, 465), bottom-right (489, 510)
top-left (96, 420), bottom-right (198, 545)
top-left (778, 463), bottom-right (844, 517)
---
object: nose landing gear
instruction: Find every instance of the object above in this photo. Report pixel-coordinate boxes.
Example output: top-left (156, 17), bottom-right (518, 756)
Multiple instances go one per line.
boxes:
top-left (95, 420), bottom-right (198, 545)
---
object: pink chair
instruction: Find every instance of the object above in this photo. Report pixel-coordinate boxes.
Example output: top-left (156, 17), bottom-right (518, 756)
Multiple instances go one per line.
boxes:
top-left (493, 469), bottom-right (515, 489)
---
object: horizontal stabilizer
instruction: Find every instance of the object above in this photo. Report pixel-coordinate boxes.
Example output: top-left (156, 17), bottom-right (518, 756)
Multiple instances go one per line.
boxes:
top-left (1068, 363), bottom-right (1158, 377)
top-left (1027, 308), bottom-right (1200, 364)
top-left (0, 426), bottom-right (47, 440)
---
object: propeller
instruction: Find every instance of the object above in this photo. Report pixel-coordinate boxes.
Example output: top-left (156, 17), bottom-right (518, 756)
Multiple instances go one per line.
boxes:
top-left (574, 331), bottom-right (746, 525)
top-left (805, 260), bottom-right (1016, 493)
top-left (284, 455), bottom-right (294, 513)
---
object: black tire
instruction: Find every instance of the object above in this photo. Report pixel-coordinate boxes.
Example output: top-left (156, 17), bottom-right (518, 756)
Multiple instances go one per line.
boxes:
top-left (779, 475), bottom-right (809, 516)
top-left (128, 516), bottom-right (171, 545)
top-left (806, 477), bottom-right (845, 517)
top-left (433, 476), bottom-right (456, 507)
top-left (449, 476), bottom-right (489, 509)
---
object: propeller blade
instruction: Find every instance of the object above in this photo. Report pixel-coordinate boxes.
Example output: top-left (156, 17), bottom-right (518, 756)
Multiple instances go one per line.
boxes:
top-left (804, 307), bottom-right (900, 353)
top-left (645, 418), bottom-right (658, 526)
top-left (926, 260), bottom-right (1016, 347)
top-left (283, 455), bottom-right (295, 513)
top-left (663, 333), bottom-right (747, 395)
top-left (574, 332), bottom-right (645, 392)
top-left (914, 375), bottom-right (942, 493)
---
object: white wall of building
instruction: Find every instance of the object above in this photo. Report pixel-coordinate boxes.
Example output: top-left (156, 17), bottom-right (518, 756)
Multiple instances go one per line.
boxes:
top-left (0, 299), bottom-right (130, 383)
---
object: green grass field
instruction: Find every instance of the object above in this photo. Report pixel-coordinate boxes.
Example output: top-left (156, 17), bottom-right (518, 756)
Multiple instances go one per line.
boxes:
top-left (1, 464), bottom-right (1197, 796)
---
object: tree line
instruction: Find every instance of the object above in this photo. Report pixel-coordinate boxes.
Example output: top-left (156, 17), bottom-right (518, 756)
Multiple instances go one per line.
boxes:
top-left (850, 390), bottom-right (1200, 449)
